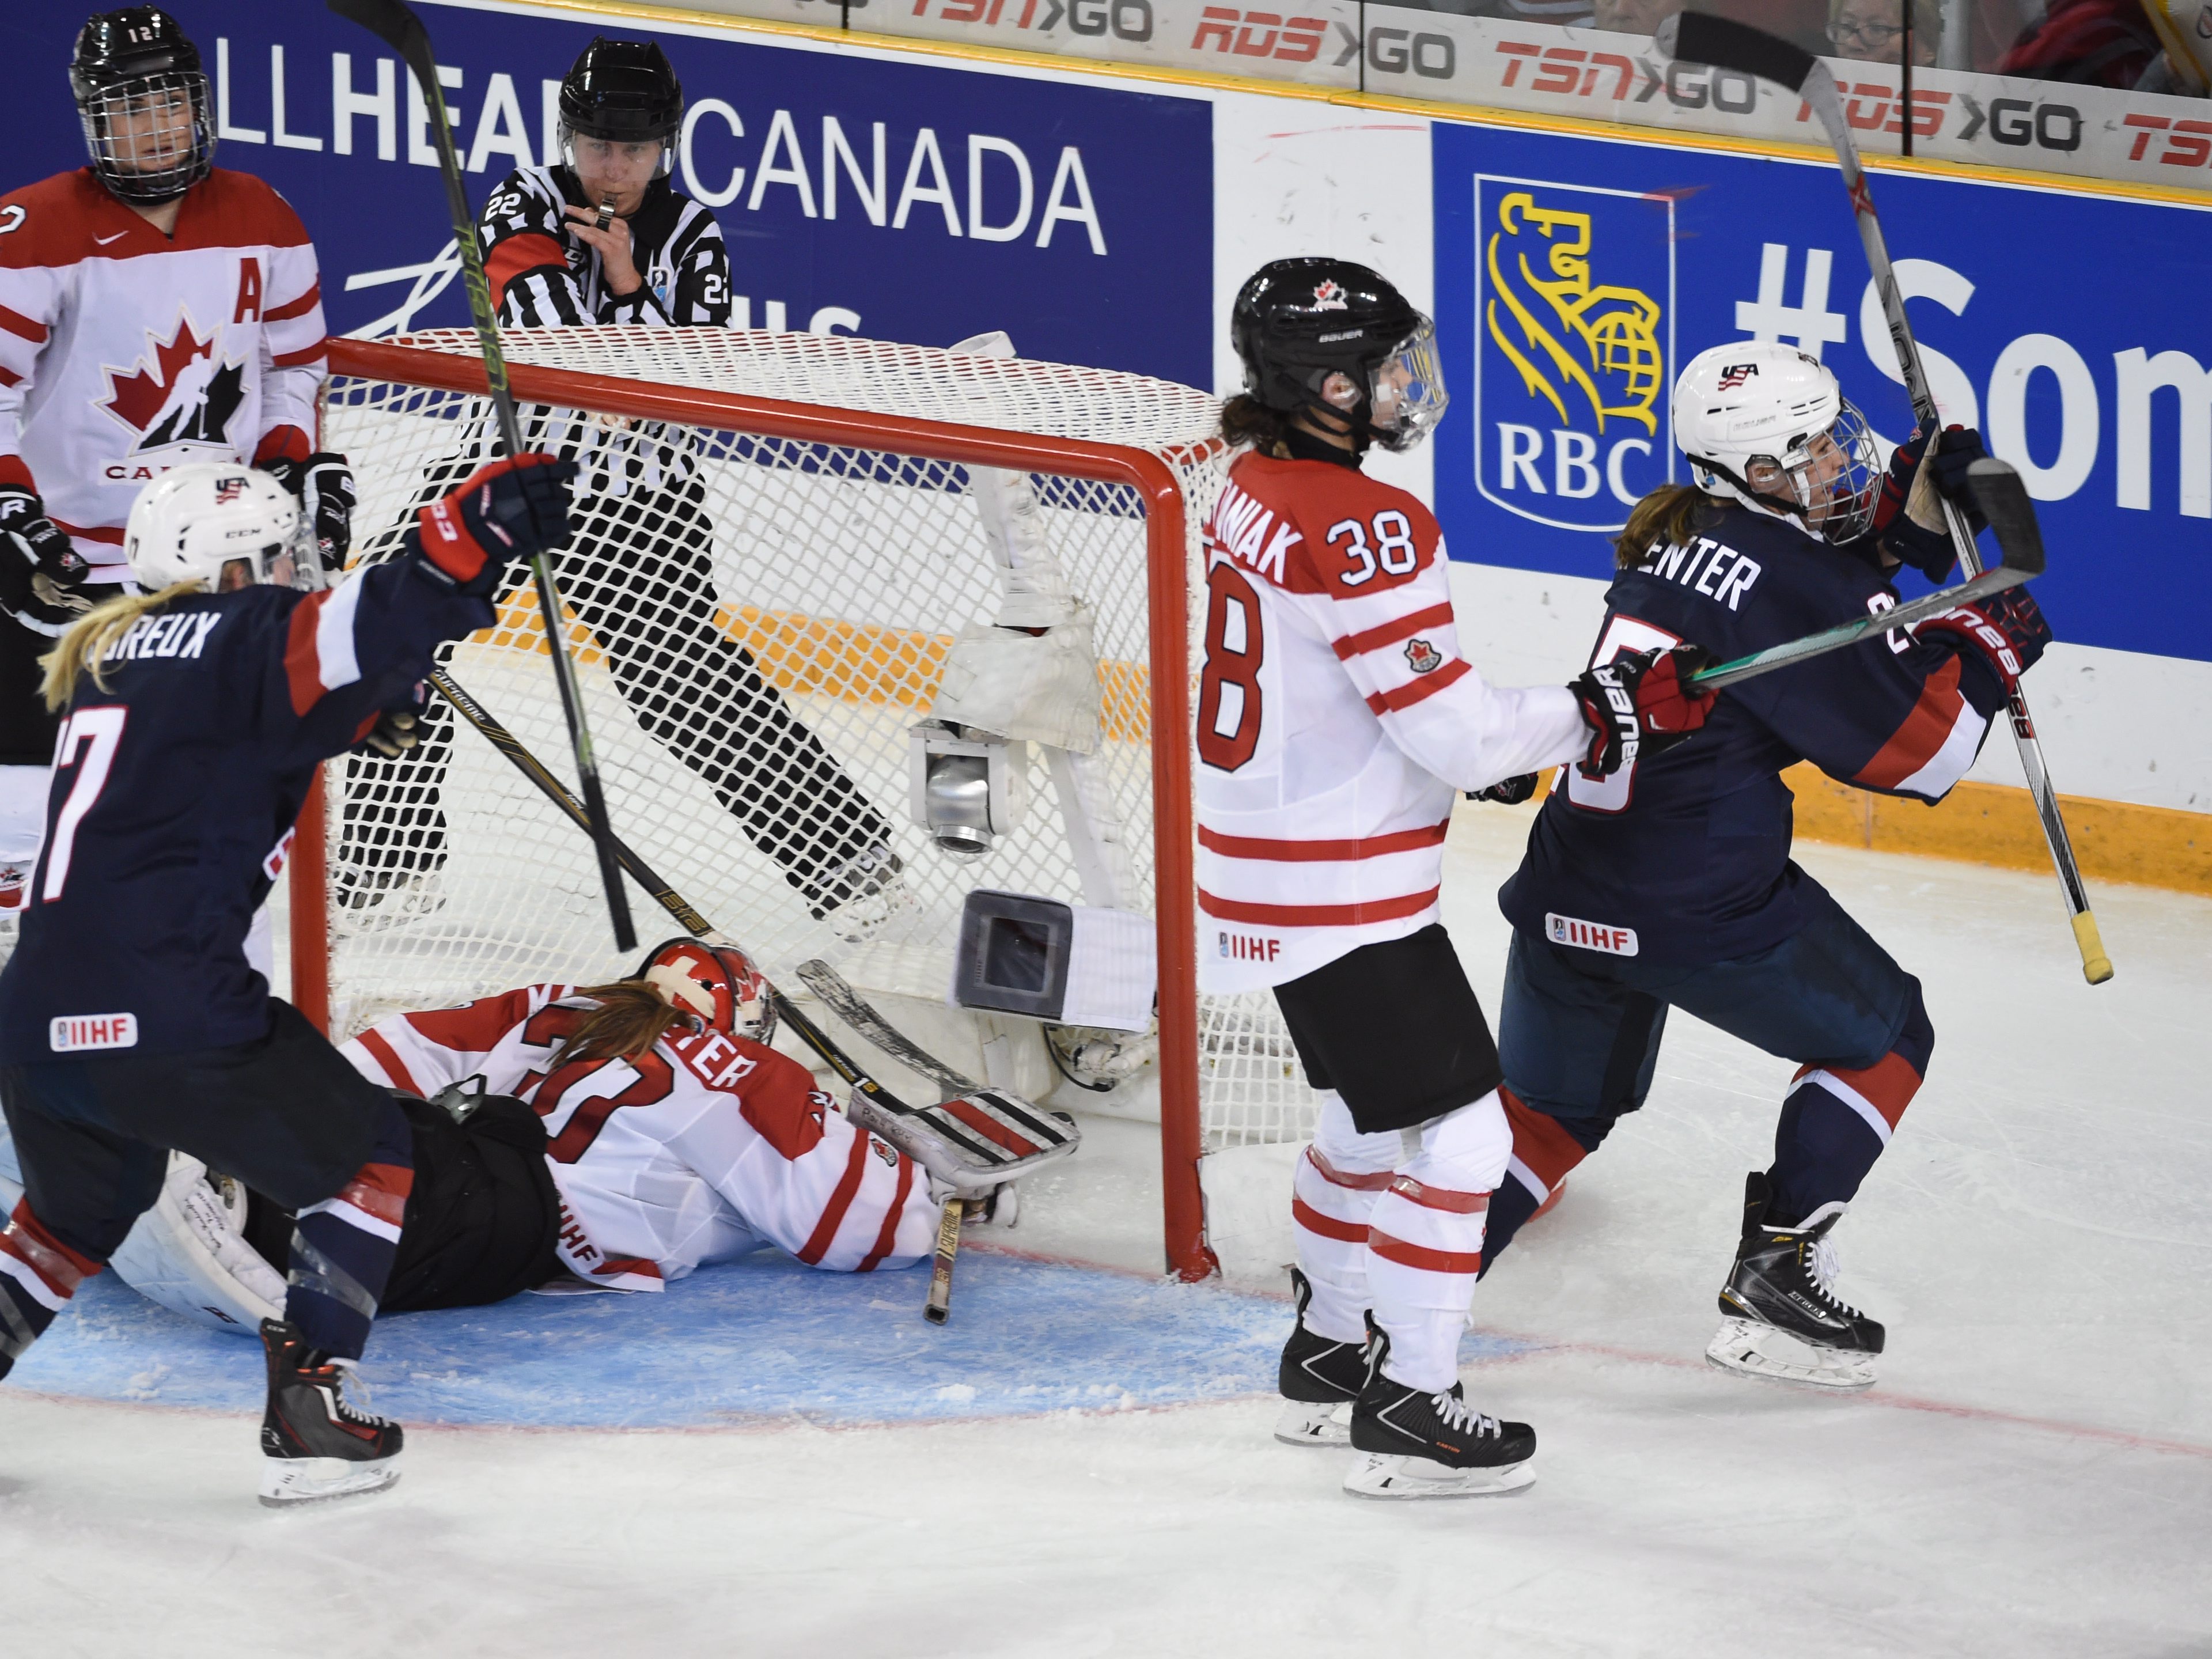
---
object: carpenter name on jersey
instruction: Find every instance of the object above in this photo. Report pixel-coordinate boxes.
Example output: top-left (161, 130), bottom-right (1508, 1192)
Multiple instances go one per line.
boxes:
top-left (1194, 445), bottom-right (1586, 993)
top-left (1501, 503), bottom-right (2011, 965)
top-left (0, 562), bottom-right (494, 1062)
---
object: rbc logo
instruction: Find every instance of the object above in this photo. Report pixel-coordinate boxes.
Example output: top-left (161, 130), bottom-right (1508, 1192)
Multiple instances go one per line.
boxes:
top-left (1473, 178), bottom-right (1676, 532)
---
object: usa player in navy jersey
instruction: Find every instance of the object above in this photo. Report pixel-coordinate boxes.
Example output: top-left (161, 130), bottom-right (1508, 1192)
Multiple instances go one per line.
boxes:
top-left (1484, 340), bottom-right (2049, 1391)
top-left (0, 450), bottom-right (574, 1503)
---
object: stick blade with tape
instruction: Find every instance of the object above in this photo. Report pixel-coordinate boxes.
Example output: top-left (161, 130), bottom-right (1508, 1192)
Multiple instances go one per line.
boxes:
top-left (1965, 458), bottom-right (2047, 577)
top-left (1660, 10), bottom-right (1818, 89)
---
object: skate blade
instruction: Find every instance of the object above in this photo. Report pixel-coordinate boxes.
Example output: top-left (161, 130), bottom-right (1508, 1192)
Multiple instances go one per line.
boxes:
top-left (1273, 1399), bottom-right (1353, 1448)
top-left (1705, 1317), bottom-right (1877, 1393)
top-left (258, 1455), bottom-right (402, 1509)
top-left (1342, 1452), bottom-right (1535, 1500)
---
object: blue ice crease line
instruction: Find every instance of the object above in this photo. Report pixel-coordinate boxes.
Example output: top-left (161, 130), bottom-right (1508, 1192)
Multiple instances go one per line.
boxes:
top-left (6, 1249), bottom-right (1537, 1429)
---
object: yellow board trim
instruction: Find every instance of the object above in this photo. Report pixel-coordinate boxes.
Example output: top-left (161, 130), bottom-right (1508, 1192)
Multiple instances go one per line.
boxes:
top-left (497, 0), bottom-right (2212, 207)
top-left (1778, 762), bottom-right (2212, 897)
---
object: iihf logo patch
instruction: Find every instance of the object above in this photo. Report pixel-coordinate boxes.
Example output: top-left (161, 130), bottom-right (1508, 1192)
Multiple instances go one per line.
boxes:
top-left (1310, 279), bottom-right (1349, 311)
top-left (1716, 363), bottom-right (1758, 390)
top-left (1404, 638), bottom-right (1443, 673)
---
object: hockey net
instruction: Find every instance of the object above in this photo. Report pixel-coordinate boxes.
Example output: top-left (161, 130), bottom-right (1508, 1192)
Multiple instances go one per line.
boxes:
top-left (300, 326), bottom-right (1317, 1277)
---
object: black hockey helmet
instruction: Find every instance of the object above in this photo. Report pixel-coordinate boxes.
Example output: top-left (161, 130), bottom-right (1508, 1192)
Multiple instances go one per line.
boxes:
top-left (1230, 258), bottom-right (1449, 453)
top-left (558, 37), bottom-right (683, 176)
top-left (69, 7), bottom-right (213, 206)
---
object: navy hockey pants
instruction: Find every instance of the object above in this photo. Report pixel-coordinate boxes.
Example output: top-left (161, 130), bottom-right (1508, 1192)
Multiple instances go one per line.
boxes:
top-left (1486, 878), bottom-right (1933, 1269)
top-left (0, 999), bottom-right (412, 1367)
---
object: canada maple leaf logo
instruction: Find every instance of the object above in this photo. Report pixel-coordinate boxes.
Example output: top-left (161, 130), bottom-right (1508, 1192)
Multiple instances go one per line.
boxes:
top-left (99, 313), bottom-right (247, 452)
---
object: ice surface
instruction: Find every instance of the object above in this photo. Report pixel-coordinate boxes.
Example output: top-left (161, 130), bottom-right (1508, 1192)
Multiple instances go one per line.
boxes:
top-left (4, 806), bottom-right (2207, 1656)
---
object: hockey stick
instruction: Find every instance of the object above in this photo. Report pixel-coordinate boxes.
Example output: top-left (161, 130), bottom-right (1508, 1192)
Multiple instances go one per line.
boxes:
top-left (424, 668), bottom-right (1075, 1243)
top-left (1690, 459), bottom-right (2039, 691)
top-left (1660, 11), bottom-right (2111, 986)
top-left (328, 0), bottom-right (635, 954)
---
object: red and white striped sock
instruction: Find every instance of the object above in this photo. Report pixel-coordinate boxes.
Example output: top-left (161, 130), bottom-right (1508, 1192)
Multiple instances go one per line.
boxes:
top-left (1290, 1092), bottom-right (1403, 1346)
top-left (1366, 1091), bottom-right (1513, 1393)
top-left (0, 1200), bottom-right (102, 1380)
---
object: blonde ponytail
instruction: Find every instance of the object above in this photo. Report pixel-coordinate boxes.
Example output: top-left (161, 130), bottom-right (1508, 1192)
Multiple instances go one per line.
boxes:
top-left (40, 582), bottom-right (202, 712)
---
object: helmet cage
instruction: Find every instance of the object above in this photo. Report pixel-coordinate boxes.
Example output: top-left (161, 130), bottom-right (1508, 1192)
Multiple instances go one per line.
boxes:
top-left (1689, 395), bottom-right (1882, 545)
top-left (77, 71), bottom-right (213, 204)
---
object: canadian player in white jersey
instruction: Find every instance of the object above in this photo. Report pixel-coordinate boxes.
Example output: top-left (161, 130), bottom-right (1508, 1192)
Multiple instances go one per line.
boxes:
top-left (1199, 259), bottom-right (1716, 1498)
top-left (331, 941), bottom-right (943, 1299)
top-left (0, 7), bottom-right (353, 916)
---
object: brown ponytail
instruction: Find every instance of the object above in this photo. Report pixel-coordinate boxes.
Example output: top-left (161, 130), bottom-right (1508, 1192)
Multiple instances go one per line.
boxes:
top-left (559, 980), bottom-right (696, 1065)
top-left (1613, 484), bottom-right (1725, 571)
top-left (1219, 394), bottom-right (1295, 457)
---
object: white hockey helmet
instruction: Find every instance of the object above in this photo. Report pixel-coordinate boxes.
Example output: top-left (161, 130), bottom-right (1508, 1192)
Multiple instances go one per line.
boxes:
top-left (123, 463), bottom-right (308, 593)
top-left (1673, 341), bottom-right (1881, 543)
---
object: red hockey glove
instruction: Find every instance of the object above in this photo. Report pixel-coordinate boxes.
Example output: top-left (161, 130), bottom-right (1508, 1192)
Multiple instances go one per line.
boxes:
top-left (412, 453), bottom-right (577, 595)
top-left (1916, 588), bottom-right (2050, 695)
top-left (1874, 425), bottom-right (1987, 582)
top-left (1571, 643), bottom-right (1717, 779)
top-left (0, 482), bottom-right (93, 624)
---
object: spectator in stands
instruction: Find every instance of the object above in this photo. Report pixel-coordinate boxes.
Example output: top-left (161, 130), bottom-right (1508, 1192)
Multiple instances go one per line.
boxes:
top-left (1590, 0), bottom-right (1683, 35)
top-left (1827, 0), bottom-right (1941, 63)
top-left (1998, 0), bottom-right (2160, 85)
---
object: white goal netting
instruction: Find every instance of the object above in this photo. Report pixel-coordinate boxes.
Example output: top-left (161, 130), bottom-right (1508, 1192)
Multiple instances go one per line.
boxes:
top-left (317, 326), bottom-right (1316, 1157)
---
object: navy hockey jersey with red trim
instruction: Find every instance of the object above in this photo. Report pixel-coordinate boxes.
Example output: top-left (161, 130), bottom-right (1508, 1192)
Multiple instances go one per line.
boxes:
top-left (1500, 502), bottom-right (2009, 965)
top-left (0, 562), bottom-right (493, 1061)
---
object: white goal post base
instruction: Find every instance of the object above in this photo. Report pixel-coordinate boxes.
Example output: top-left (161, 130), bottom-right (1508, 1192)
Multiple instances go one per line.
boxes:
top-left (294, 325), bottom-right (1320, 1279)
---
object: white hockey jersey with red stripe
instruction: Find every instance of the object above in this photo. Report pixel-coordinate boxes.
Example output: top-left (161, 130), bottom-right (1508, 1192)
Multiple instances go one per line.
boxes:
top-left (1194, 450), bottom-right (1587, 993)
top-left (343, 986), bottom-right (940, 1290)
top-left (0, 168), bottom-right (327, 574)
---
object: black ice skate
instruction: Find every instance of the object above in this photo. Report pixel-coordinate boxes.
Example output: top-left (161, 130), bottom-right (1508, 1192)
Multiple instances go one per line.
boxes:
top-left (1707, 1171), bottom-right (1885, 1393)
top-left (1274, 1267), bottom-right (1370, 1448)
top-left (1343, 1324), bottom-right (1536, 1499)
top-left (258, 1319), bottom-right (404, 1508)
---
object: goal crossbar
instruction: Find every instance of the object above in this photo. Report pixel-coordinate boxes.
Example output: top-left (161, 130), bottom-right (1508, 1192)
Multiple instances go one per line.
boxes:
top-left (300, 334), bottom-right (1213, 1280)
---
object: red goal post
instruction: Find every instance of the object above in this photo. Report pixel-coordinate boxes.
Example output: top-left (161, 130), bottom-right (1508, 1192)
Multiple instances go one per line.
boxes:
top-left (297, 331), bottom-right (1230, 1277)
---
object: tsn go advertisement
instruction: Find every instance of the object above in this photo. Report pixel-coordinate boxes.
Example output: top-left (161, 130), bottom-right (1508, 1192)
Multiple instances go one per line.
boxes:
top-left (1, 0), bottom-right (2202, 668)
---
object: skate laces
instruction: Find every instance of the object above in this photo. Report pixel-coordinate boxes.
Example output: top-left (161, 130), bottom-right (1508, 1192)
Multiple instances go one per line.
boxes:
top-left (1804, 1234), bottom-right (1865, 1319)
top-left (1429, 1388), bottom-right (1503, 1441)
top-left (313, 1357), bottom-right (389, 1427)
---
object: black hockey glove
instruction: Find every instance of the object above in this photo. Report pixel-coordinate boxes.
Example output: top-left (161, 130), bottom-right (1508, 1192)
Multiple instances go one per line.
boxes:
top-left (1570, 644), bottom-right (1717, 779)
top-left (0, 482), bottom-right (93, 625)
top-left (1874, 425), bottom-right (1988, 582)
top-left (1917, 588), bottom-right (2050, 696)
top-left (258, 451), bottom-right (357, 574)
top-left (1468, 773), bottom-right (1538, 806)
top-left (409, 454), bottom-right (578, 597)
top-left (357, 710), bottom-right (422, 759)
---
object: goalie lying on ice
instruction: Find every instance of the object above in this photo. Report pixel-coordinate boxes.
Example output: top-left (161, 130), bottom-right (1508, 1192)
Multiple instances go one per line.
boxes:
top-left (5, 941), bottom-right (953, 1331)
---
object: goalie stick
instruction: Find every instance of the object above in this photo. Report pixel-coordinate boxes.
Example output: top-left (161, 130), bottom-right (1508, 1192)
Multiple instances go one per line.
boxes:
top-left (1660, 10), bottom-right (2112, 987)
top-left (1689, 459), bottom-right (2041, 691)
top-left (328, 0), bottom-right (635, 954)
top-left (423, 668), bottom-right (1078, 1315)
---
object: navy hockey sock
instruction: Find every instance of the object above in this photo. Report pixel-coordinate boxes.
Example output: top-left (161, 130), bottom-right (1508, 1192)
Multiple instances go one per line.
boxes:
top-left (0, 1200), bottom-right (103, 1380)
top-left (1479, 1089), bottom-right (1609, 1274)
top-left (1769, 989), bottom-right (1932, 1222)
top-left (284, 1102), bottom-right (414, 1361)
